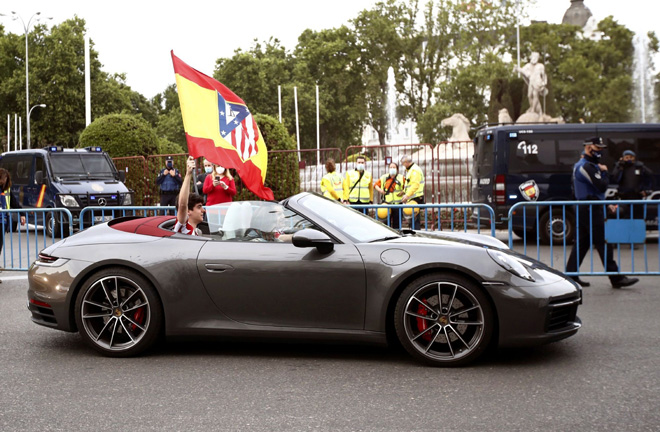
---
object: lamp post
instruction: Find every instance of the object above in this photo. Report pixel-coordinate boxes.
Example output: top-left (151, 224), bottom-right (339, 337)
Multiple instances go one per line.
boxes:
top-left (3, 12), bottom-right (52, 149)
top-left (28, 104), bottom-right (46, 145)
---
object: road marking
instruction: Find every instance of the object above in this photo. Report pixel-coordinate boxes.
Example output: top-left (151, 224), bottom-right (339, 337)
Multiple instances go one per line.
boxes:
top-left (0, 274), bottom-right (29, 281)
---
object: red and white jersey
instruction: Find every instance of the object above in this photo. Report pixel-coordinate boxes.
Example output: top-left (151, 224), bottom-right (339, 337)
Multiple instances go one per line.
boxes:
top-left (173, 220), bottom-right (198, 236)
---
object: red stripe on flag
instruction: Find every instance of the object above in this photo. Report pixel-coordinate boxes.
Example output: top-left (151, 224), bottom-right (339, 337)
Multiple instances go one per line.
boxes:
top-left (171, 51), bottom-right (244, 105)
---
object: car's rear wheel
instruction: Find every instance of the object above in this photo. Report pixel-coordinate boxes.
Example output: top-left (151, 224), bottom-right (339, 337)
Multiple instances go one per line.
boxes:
top-left (394, 273), bottom-right (494, 367)
top-left (74, 268), bottom-right (163, 357)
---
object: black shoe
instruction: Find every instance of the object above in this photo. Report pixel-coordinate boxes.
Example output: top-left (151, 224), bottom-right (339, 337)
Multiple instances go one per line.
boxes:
top-left (570, 276), bottom-right (590, 287)
top-left (611, 276), bottom-right (639, 289)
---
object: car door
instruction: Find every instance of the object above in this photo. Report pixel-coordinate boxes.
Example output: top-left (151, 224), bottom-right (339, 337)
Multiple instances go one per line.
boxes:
top-left (196, 202), bottom-right (366, 330)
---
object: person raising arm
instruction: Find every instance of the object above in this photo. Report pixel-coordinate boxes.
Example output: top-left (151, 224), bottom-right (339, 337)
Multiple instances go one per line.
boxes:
top-left (174, 156), bottom-right (206, 235)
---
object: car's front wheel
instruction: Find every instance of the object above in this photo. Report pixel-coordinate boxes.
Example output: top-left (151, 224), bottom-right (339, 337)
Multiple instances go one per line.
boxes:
top-left (394, 273), bottom-right (494, 367)
top-left (74, 268), bottom-right (163, 357)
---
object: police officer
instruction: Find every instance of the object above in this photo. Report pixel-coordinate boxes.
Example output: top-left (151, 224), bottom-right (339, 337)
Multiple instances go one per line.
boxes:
top-left (566, 137), bottom-right (638, 289)
top-left (400, 155), bottom-right (425, 228)
top-left (320, 159), bottom-right (343, 201)
top-left (343, 155), bottom-right (373, 205)
top-left (611, 149), bottom-right (654, 219)
top-left (156, 156), bottom-right (183, 212)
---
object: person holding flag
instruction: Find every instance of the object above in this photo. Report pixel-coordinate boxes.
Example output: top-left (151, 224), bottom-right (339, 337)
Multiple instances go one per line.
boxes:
top-left (171, 52), bottom-right (273, 201)
top-left (174, 157), bottom-right (206, 236)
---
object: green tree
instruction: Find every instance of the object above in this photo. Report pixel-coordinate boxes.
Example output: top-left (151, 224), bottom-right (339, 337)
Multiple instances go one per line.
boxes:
top-left (352, 0), bottom-right (406, 146)
top-left (0, 18), bottom-right (157, 148)
top-left (78, 113), bottom-right (159, 158)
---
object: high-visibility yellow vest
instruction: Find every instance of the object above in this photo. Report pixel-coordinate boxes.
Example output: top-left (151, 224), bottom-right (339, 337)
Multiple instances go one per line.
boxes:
top-left (379, 174), bottom-right (404, 204)
top-left (404, 163), bottom-right (425, 199)
top-left (346, 170), bottom-right (372, 203)
top-left (321, 172), bottom-right (343, 200)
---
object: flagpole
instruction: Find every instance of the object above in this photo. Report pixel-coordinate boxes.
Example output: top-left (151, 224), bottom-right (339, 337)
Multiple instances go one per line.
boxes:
top-left (6, 114), bottom-right (9, 152)
top-left (85, 34), bottom-right (91, 126)
top-left (294, 86), bottom-right (300, 163)
top-left (278, 85), bottom-right (282, 123)
top-left (19, 116), bottom-right (22, 150)
top-left (14, 114), bottom-right (18, 151)
top-left (316, 85), bottom-right (320, 167)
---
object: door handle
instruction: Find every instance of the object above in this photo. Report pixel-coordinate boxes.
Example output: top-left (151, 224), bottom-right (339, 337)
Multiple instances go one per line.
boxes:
top-left (204, 263), bottom-right (234, 273)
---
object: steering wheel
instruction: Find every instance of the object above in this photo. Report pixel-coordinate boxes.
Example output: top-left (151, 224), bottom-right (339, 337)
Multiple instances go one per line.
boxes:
top-left (244, 228), bottom-right (266, 240)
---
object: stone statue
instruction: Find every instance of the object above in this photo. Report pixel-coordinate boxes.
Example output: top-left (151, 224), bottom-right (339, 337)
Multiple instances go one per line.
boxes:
top-left (514, 52), bottom-right (548, 116)
top-left (516, 112), bottom-right (565, 124)
top-left (440, 113), bottom-right (471, 141)
top-left (498, 108), bottom-right (513, 124)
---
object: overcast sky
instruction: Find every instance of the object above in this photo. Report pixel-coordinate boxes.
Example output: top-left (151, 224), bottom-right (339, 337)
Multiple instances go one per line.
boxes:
top-left (3, 0), bottom-right (658, 99)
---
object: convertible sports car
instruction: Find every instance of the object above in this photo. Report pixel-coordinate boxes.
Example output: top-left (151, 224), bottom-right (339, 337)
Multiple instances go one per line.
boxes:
top-left (27, 192), bottom-right (581, 366)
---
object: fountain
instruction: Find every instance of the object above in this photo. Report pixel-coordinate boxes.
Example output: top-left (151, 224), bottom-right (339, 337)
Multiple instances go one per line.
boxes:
top-left (632, 34), bottom-right (657, 123)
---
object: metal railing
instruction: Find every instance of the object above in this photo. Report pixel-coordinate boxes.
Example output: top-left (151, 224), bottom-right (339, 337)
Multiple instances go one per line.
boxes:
top-left (1, 208), bottom-right (73, 271)
top-left (79, 206), bottom-right (176, 230)
top-left (508, 200), bottom-right (660, 276)
top-left (350, 203), bottom-right (496, 236)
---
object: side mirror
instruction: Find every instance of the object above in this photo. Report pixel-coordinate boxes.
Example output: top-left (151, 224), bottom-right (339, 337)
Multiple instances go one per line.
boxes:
top-left (117, 171), bottom-right (126, 182)
top-left (292, 229), bottom-right (334, 254)
top-left (35, 170), bottom-right (44, 185)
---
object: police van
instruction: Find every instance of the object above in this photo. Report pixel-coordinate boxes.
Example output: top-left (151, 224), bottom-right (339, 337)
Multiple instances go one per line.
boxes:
top-left (471, 123), bottom-right (660, 243)
top-left (0, 146), bottom-right (133, 236)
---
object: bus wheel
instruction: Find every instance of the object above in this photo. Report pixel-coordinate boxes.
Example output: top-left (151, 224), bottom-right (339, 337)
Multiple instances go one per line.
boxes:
top-left (539, 210), bottom-right (575, 245)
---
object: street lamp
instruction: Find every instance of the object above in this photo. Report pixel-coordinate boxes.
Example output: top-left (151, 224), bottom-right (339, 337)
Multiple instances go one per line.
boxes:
top-left (28, 104), bottom-right (47, 145)
top-left (3, 11), bottom-right (52, 149)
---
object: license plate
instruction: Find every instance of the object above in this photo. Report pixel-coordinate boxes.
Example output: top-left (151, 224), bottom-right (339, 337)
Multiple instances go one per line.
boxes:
top-left (94, 215), bottom-right (113, 222)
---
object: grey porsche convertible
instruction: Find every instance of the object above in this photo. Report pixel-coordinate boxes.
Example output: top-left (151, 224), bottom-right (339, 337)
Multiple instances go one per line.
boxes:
top-left (28, 192), bottom-right (581, 366)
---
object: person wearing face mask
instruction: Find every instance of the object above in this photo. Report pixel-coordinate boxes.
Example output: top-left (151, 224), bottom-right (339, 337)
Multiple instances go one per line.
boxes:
top-left (343, 155), bottom-right (373, 205)
top-left (156, 156), bottom-right (183, 213)
top-left (0, 168), bottom-right (26, 283)
top-left (203, 164), bottom-right (237, 206)
top-left (195, 159), bottom-right (214, 204)
top-left (566, 137), bottom-right (638, 289)
top-left (611, 150), bottom-right (654, 215)
top-left (374, 162), bottom-right (404, 228)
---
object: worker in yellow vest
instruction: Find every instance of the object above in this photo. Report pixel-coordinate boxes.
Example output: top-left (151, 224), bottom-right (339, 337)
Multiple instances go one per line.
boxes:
top-left (374, 162), bottom-right (404, 228)
top-left (320, 159), bottom-right (344, 201)
top-left (400, 155), bottom-right (425, 228)
top-left (343, 155), bottom-right (373, 205)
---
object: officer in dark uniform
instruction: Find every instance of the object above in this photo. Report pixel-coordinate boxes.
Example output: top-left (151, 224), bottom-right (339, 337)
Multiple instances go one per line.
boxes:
top-left (611, 149), bottom-right (654, 219)
top-left (566, 137), bottom-right (638, 288)
top-left (156, 156), bottom-right (183, 214)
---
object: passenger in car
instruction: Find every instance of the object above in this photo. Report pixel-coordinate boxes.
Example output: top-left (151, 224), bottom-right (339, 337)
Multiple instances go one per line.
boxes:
top-left (173, 157), bottom-right (206, 236)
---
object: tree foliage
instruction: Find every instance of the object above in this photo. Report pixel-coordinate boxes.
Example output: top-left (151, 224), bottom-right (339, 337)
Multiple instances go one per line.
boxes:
top-left (78, 113), bottom-right (159, 158)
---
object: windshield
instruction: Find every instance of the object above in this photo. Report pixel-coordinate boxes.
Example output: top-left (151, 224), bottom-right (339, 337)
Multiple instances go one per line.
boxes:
top-left (297, 194), bottom-right (400, 243)
top-left (50, 154), bottom-right (115, 178)
top-left (472, 133), bottom-right (494, 178)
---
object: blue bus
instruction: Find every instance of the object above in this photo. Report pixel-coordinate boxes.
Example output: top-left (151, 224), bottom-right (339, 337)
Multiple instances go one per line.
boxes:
top-left (471, 123), bottom-right (660, 243)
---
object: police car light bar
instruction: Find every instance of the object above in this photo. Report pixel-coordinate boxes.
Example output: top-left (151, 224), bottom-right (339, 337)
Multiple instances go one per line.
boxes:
top-left (85, 146), bottom-right (103, 152)
top-left (47, 146), bottom-right (64, 152)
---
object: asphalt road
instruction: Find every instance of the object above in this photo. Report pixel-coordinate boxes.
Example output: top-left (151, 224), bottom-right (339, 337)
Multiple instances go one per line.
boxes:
top-left (1, 271), bottom-right (659, 432)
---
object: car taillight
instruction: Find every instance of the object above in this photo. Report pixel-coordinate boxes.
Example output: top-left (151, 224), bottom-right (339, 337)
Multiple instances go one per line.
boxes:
top-left (37, 253), bottom-right (59, 264)
top-left (494, 174), bottom-right (506, 205)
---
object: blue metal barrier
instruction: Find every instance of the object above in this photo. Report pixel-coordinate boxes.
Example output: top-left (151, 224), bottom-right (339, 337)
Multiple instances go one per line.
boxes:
top-left (79, 206), bottom-right (176, 231)
top-left (508, 200), bottom-right (660, 276)
top-left (0, 208), bottom-right (73, 271)
top-left (350, 203), bottom-right (496, 237)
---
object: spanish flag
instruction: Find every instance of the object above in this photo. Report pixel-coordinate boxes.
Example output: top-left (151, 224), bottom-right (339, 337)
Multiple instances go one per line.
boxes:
top-left (171, 51), bottom-right (274, 200)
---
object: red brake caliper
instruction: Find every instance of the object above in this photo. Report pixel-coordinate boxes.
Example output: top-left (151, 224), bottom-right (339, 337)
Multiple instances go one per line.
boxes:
top-left (416, 300), bottom-right (433, 341)
top-left (131, 306), bottom-right (145, 331)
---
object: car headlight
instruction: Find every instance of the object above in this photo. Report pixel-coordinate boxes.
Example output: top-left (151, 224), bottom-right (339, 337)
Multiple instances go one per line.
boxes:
top-left (487, 249), bottom-right (535, 282)
top-left (123, 193), bottom-right (132, 206)
top-left (59, 195), bottom-right (78, 207)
